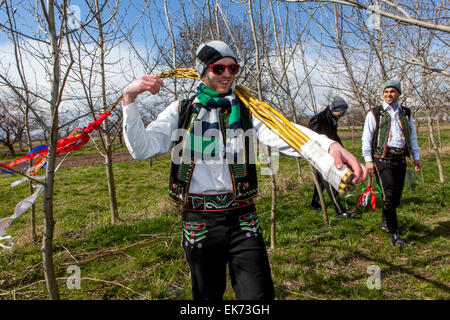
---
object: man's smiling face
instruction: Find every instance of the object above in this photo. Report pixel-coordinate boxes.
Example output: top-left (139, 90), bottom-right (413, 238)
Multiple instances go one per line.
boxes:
top-left (202, 57), bottom-right (237, 94)
top-left (383, 87), bottom-right (401, 105)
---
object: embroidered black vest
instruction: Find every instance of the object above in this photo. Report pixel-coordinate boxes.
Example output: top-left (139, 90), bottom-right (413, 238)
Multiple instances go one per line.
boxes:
top-left (168, 96), bottom-right (258, 205)
top-left (370, 105), bottom-right (412, 159)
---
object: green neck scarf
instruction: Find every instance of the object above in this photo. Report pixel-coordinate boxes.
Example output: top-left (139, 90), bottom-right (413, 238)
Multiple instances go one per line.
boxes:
top-left (183, 83), bottom-right (243, 162)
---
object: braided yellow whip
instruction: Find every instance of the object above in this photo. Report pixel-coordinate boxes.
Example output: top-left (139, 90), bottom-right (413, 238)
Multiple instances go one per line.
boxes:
top-left (117, 68), bottom-right (355, 194)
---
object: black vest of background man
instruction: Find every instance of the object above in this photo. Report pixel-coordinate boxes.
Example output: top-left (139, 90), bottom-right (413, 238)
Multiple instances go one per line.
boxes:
top-left (308, 107), bottom-right (343, 146)
top-left (307, 107), bottom-right (347, 215)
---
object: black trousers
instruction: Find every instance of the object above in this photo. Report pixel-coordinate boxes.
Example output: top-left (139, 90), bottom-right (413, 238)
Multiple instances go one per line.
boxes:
top-left (181, 203), bottom-right (274, 300)
top-left (311, 172), bottom-right (345, 214)
top-left (374, 157), bottom-right (407, 233)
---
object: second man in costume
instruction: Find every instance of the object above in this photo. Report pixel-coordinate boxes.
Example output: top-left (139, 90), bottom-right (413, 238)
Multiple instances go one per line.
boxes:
top-left (362, 79), bottom-right (422, 248)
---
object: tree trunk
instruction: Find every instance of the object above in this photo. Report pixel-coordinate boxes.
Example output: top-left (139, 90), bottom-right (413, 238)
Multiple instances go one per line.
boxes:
top-left (436, 114), bottom-right (442, 150)
top-left (29, 179), bottom-right (38, 242)
top-left (4, 139), bottom-right (15, 155)
top-left (421, 68), bottom-right (446, 183)
top-left (42, 181), bottom-right (60, 299)
top-left (7, 144), bottom-right (16, 156)
top-left (105, 143), bottom-right (120, 223)
top-left (24, 104), bottom-right (38, 242)
top-left (118, 130), bottom-right (123, 146)
top-left (426, 112), bottom-right (446, 182)
top-left (41, 0), bottom-right (61, 299)
top-left (310, 164), bottom-right (329, 227)
top-left (18, 138), bottom-right (24, 152)
top-left (95, 0), bottom-right (120, 224)
top-left (427, 127), bottom-right (431, 151)
top-left (268, 147), bottom-right (277, 250)
top-left (269, 0), bottom-right (304, 184)
top-left (351, 120), bottom-right (355, 144)
top-left (249, 0), bottom-right (279, 246)
top-left (295, 158), bottom-right (304, 183)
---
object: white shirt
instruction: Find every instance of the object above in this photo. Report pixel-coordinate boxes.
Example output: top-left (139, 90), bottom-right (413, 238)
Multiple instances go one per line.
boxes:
top-left (123, 100), bottom-right (334, 194)
top-left (361, 101), bottom-right (420, 162)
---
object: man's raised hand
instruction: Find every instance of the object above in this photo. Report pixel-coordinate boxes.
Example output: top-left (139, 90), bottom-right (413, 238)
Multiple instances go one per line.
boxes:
top-left (123, 75), bottom-right (165, 106)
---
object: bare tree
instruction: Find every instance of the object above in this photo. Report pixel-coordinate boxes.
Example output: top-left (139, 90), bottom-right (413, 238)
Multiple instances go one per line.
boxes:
top-left (164, 0), bottom-right (179, 99)
top-left (0, 93), bottom-right (25, 155)
top-left (279, 0), bottom-right (450, 33)
top-left (91, 0), bottom-right (122, 223)
top-left (66, 0), bottom-right (140, 224)
top-left (0, 0), bottom-right (54, 244)
top-left (1, 0), bottom-right (77, 299)
top-left (307, 0), bottom-right (448, 187)
top-left (267, 0), bottom-right (305, 184)
top-left (34, 0), bottom-right (74, 300)
top-left (247, 0), bottom-right (280, 249)
top-left (398, 4), bottom-right (448, 182)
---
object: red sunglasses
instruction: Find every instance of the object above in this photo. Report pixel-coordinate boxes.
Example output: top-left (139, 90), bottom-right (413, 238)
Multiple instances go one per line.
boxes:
top-left (208, 63), bottom-right (240, 75)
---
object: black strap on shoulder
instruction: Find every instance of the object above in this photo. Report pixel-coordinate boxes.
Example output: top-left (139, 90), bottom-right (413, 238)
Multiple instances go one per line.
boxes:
top-left (179, 95), bottom-right (196, 116)
top-left (370, 105), bottom-right (382, 152)
top-left (370, 105), bottom-right (382, 123)
top-left (237, 97), bottom-right (254, 130)
top-left (178, 95), bottom-right (196, 130)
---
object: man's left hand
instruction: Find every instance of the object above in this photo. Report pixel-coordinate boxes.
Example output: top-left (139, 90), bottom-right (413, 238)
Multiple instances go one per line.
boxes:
top-left (328, 142), bottom-right (368, 184)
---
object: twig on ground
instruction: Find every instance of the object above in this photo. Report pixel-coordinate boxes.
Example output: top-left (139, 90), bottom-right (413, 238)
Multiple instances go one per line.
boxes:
top-left (0, 277), bottom-right (150, 300)
top-left (57, 240), bottom-right (79, 264)
top-left (68, 238), bottom-right (164, 265)
top-left (279, 287), bottom-right (325, 300)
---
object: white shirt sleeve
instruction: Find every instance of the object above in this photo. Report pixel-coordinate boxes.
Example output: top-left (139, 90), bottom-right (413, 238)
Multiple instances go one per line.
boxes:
top-left (122, 101), bottom-right (180, 160)
top-left (361, 111), bottom-right (376, 163)
top-left (409, 115), bottom-right (421, 160)
top-left (252, 116), bottom-right (334, 157)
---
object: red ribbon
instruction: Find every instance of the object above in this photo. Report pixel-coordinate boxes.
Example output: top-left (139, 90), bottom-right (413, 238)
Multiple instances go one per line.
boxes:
top-left (357, 185), bottom-right (377, 211)
top-left (0, 112), bottom-right (111, 170)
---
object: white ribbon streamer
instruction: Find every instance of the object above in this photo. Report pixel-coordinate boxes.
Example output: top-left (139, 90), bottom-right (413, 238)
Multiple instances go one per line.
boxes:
top-left (1, 152), bottom-right (70, 249)
top-left (0, 185), bottom-right (44, 249)
top-left (11, 176), bottom-right (46, 187)
top-left (0, 234), bottom-right (13, 249)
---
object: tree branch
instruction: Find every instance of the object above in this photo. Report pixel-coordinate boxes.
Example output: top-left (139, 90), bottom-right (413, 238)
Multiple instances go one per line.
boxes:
top-left (280, 0), bottom-right (450, 33)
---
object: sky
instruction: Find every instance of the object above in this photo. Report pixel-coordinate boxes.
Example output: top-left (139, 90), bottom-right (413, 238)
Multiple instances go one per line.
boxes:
top-left (0, 0), bottom-right (389, 117)
top-left (0, 0), bottom-right (252, 43)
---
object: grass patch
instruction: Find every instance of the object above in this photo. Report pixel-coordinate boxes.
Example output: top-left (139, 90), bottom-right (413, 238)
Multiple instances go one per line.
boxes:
top-left (0, 130), bottom-right (449, 300)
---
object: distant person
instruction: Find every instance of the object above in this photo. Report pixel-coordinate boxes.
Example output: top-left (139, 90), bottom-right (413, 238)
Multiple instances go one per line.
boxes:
top-left (308, 96), bottom-right (357, 218)
top-left (362, 79), bottom-right (422, 248)
top-left (121, 40), bottom-right (367, 300)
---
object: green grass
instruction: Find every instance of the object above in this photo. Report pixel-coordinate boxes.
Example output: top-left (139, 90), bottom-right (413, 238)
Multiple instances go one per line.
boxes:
top-left (0, 129), bottom-right (449, 300)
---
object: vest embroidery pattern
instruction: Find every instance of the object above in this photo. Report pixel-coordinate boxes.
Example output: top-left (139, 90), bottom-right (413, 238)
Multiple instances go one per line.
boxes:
top-left (373, 106), bottom-right (411, 159)
top-left (168, 98), bottom-right (258, 205)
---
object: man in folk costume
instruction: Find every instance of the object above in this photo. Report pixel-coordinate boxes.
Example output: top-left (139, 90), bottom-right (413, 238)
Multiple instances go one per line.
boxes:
top-left (122, 40), bottom-right (367, 300)
top-left (308, 96), bottom-right (357, 218)
top-left (362, 79), bottom-right (422, 248)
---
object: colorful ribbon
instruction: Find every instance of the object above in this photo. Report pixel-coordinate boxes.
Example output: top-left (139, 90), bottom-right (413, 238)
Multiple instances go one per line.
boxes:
top-left (0, 112), bottom-right (112, 249)
top-left (357, 184), bottom-right (382, 211)
top-left (0, 112), bottom-right (111, 175)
